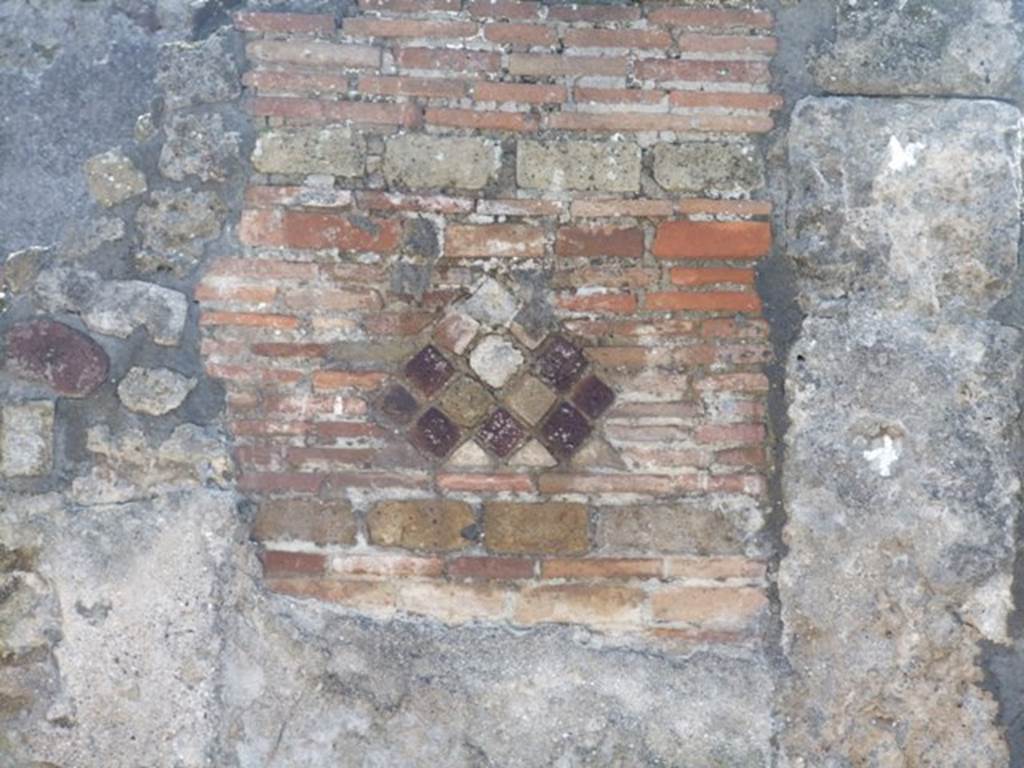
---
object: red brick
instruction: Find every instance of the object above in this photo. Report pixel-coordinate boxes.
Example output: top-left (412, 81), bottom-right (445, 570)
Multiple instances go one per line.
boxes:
top-left (555, 226), bottom-right (644, 258)
top-left (477, 198), bottom-right (565, 216)
top-left (343, 17), bottom-right (479, 37)
top-left (636, 59), bottom-right (771, 85)
top-left (538, 474), bottom-right (699, 496)
top-left (570, 199), bottom-right (673, 218)
top-left (251, 342), bottom-right (329, 358)
top-left (652, 221), bottom-right (771, 260)
top-left (644, 291), bottom-right (762, 314)
top-left (261, 550), bottom-right (327, 575)
top-left (515, 584), bottom-right (645, 626)
top-left (359, 0), bottom-right (460, 10)
top-left (708, 474), bottom-right (764, 495)
top-left (696, 372), bottom-right (770, 392)
top-left (283, 287), bottom-right (383, 311)
top-left (483, 22), bottom-right (557, 45)
top-left (466, 0), bottom-right (541, 20)
top-left (677, 199), bottom-right (773, 217)
top-left (715, 446), bottom-right (767, 468)
top-left (245, 186), bottom-right (354, 210)
top-left (311, 371), bottom-right (388, 390)
top-left (239, 210), bottom-right (402, 253)
top-left (675, 34), bottom-right (778, 56)
top-left (670, 267), bottom-right (756, 287)
top-left (246, 97), bottom-right (420, 127)
top-left (205, 258), bottom-right (318, 280)
top-left (425, 108), bottom-right (539, 132)
top-left (363, 311), bottom-right (436, 336)
top-left (548, 5), bottom-right (641, 22)
top-left (234, 11), bottom-right (335, 34)
top-left (473, 81), bottom-right (566, 103)
top-left (563, 28), bottom-right (673, 49)
top-left (357, 75), bottom-right (469, 98)
top-left (508, 54), bottom-right (628, 77)
top-left (701, 318), bottom-right (770, 339)
top-left (291, 446), bottom-right (378, 469)
top-left (331, 554), bottom-right (445, 578)
top-left (545, 112), bottom-right (773, 133)
top-left (246, 40), bottom-right (379, 68)
top-left (647, 8), bottom-right (774, 30)
top-left (437, 473), bottom-right (535, 492)
top-left (397, 581), bottom-right (509, 623)
top-left (447, 556), bottom-right (536, 580)
top-left (200, 311), bottom-right (300, 329)
top-left (553, 264), bottom-right (658, 290)
top-left (663, 556), bottom-right (766, 581)
top-left (670, 91), bottom-right (784, 112)
top-left (573, 87), bottom-right (668, 106)
top-left (194, 282), bottom-right (277, 303)
top-left (695, 423), bottom-right (765, 446)
top-left (396, 47), bottom-right (502, 72)
top-left (323, 471), bottom-right (433, 491)
top-left (541, 558), bottom-right (661, 580)
top-left (240, 472), bottom-right (324, 494)
top-left (205, 364), bottom-right (305, 385)
top-left (267, 577), bottom-right (396, 611)
top-left (650, 586), bottom-right (767, 628)
top-left (313, 421), bottom-right (385, 439)
top-left (446, 224), bottom-right (546, 258)
top-left (556, 292), bottom-right (637, 315)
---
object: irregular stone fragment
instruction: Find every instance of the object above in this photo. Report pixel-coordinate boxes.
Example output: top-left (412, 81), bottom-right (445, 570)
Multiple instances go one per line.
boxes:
top-left (0, 401), bottom-right (54, 477)
top-left (156, 33), bottom-right (240, 110)
top-left (457, 277), bottom-right (519, 328)
top-left (159, 112), bottom-right (240, 182)
top-left (5, 319), bottom-right (110, 396)
top-left (469, 335), bottom-right (524, 389)
top-left (517, 140), bottom-right (641, 192)
top-left (433, 311), bottom-right (479, 355)
top-left (652, 141), bottom-right (764, 196)
top-left (3, 246), bottom-right (48, 294)
top-left (135, 189), bottom-right (226, 275)
top-left (58, 217), bottom-right (125, 260)
top-left (253, 126), bottom-right (365, 177)
top-left (384, 134), bottom-right (500, 190)
top-left (84, 150), bottom-right (146, 207)
top-left (35, 267), bottom-right (188, 346)
top-left (368, 500), bottom-right (475, 551)
top-left (117, 367), bottom-right (196, 416)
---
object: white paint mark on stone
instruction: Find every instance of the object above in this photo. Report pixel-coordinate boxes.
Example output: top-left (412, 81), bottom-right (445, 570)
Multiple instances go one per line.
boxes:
top-left (862, 434), bottom-right (901, 477)
top-left (887, 136), bottom-right (925, 172)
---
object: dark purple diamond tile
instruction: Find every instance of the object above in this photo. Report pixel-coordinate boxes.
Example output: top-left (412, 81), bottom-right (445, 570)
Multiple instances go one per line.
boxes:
top-left (540, 402), bottom-right (592, 459)
top-left (572, 375), bottom-right (615, 419)
top-left (476, 408), bottom-right (525, 458)
top-left (378, 383), bottom-right (419, 425)
top-left (534, 335), bottom-right (587, 392)
top-left (411, 407), bottom-right (460, 458)
top-left (404, 345), bottom-right (454, 395)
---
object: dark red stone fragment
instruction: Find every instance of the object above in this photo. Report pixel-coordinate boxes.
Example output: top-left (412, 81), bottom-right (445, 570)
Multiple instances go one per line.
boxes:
top-left (404, 344), bottom-right (454, 395)
top-left (533, 335), bottom-right (587, 392)
top-left (476, 407), bottom-right (525, 458)
top-left (378, 383), bottom-right (419, 425)
top-left (572, 375), bottom-right (615, 418)
top-left (540, 402), bottom-right (592, 459)
top-left (5, 319), bottom-right (109, 397)
top-left (411, 407), bottom-right (460, 457)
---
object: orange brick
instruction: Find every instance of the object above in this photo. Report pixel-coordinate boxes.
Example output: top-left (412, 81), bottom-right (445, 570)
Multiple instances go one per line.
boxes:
top-left (670, 91), bottom-right (784, 112)
top-left (244, 186), bottom-right (353, 209)
top-left (573, 87), bottom-right (668, 106)
top-left (397, 47), bottom-right (501, 73)
top-left (553, 264), bottom-right (658, 290)
top-left (515, 584), bottom-right (645, 626)
top-left (701, 317), bottom-right (770, 338)
top-left (483, 22), bottom-right (557, 46)
top-left (636, 59), bottom-right (771, 85)
top-left (446, 224), bottom-right (546, 258)
top-left (252, 499), bottom-right (356, 545)
top-left (476, 199), bottom-right (565, 216)
top-left (234, 11), bottom-right (335, 34)
top-left (652, 221), bottom-right (771, 260)
top-left (473, 81), bottom-right (566, 104)
top-left (548, 5), bottom-right (641, 22)
top-left (448, 556), bottom-right (536, 580)
top-left (644, 291), bottom-right (762, 314)
top-left (360, 0), bottom-right (460, 10)
top-left (246, 97), bottom-right (420, 127)
top-left (695, 372), bottom-right (770, 392)
top-left (331, 553), bottom-right (445, 578)
top-left (695, 423), bottom-right (766, 446)
top-left (243, 70), bottom-right (352, 96)
top-left (251, 342), bottom-right (329, 358)
top-left (484, 502), bottom-right (589, 555)
top-left (267, 577), bottom-right (396, 611)
top-left (670, 267), bottom-right (755, 287)
top-left (239, 210), bottom-right (402, 253)
top-left (538, 474), bottom-right (698, 496)
top-left (563, 28), bottom-right (673, 49)
top-left (397, 581), bottom-right (510, 623)
top-left (284, 287), bottom-right (382, 312)
top-left (261, 550), bottom-right (327, 575)
top-left (357, 75), bottom-right (469, 98)
top-left (356, 191), bottom-right (475, 214)
top-left (425, 107), bottom-right (539, 132)
top-left (194, 282), bottom-right (277, 303)
top-left (199, 311), bottom-right (299, 329)
top-left (650, 586), bottom-right (767, 628)
top-left (541, 558), bottom-right (661, 580)
top-left (311, 371), bottom-right (387, 391)
top-left (343, 18), bottom-right (479, 37)
top-left (675, 34), bottom-right (778, 56)
top-left (556, 292), bottom-right (637, 315)
top-left (663, 556), bottom-right (766, 581)
top-left (647, 8), bottom-right (774, 30)
top-left (570, 199), bottom-right (673, 218)
top-left (239, 471), bottom-right (324, 494)
top-left (545, 112), bottom-right (773, 134)
top-left (556, 226), bottom-right (644, 258)
top-left (715, 446), bottom-right (767, 468)
top-left (508, 54), bottom-right (628, 77)
top-left (246, 40), bottom-right (379, 69)
top-left (437, 473), bottom-right (535, 492)
top-left (205, 258), bottom-right (318, 280)
top-left (466, 0), bottom-right (541, 19)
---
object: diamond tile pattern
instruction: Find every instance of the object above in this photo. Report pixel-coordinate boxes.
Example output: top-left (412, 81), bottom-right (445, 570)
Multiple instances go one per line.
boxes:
top-left (387, 279), bottom-right (615, 464)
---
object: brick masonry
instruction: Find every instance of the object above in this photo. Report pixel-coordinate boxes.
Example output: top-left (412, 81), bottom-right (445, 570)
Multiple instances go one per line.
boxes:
top-left (200, 0), bottom-right (778, 642)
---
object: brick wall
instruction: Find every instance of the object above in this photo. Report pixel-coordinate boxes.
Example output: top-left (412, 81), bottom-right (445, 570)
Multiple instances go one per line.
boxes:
top-left (199, 0), bottom-right (777, 643)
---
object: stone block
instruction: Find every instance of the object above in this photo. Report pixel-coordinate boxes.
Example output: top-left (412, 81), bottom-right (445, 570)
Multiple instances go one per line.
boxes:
top-left (84, 150), bottom-right (146, 207)
top-left (160, 112), bottom-right (240, 182)
top-left (252, 126), bottom-right (365, 177)
top-left (384, 134), bottom-right (500, 189)
top-left (517, 140), bottom-right (641, 192)
top-left (367, 500), bottom-right (476, 551)
top-left (652, 141), bottom-right (764, 195)
top-left (1, 401), bottom-right (54, 477)
top-left (252, 499), bottom-right (357, 546)
top-left (117, 367), bottom-right (196, 416)
top-left (484, 502), bottom-right (589, 554)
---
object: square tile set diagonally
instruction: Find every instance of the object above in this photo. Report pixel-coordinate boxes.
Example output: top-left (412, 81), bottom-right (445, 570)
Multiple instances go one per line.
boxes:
top-left (198, 1), bottom-right (777, 640)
